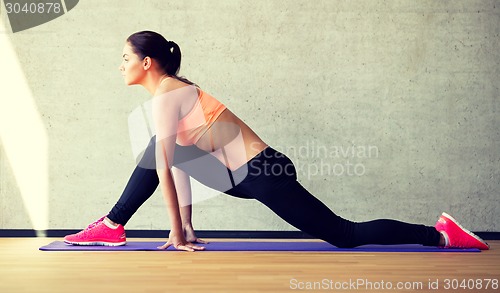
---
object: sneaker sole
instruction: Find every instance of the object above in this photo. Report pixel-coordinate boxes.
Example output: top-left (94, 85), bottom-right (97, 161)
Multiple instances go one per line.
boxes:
top-left (64, 240), bottom-right (127, 246)
top-left (441, 212), bottom-right (489, 249)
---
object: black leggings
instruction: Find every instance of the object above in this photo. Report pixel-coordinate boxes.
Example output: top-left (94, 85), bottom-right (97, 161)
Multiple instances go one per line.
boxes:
top-left (108, 136), bottom-right (441, 248)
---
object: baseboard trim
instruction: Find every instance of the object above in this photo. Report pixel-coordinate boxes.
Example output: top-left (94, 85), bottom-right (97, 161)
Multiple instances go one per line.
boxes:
top-left (1, 229), bottom-right (499, 240)
top-left (0, 229), bottom-right (315, 238)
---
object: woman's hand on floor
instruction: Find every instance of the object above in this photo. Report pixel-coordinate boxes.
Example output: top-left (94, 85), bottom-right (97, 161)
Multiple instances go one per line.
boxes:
top-left (157, 230), bottom-right (206, 252)
top-left (183, 224), bottom-right (209, 244)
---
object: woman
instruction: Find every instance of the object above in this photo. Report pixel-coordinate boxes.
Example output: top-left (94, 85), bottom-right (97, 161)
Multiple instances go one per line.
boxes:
top-left (64, 31), bottom-right (489, 251)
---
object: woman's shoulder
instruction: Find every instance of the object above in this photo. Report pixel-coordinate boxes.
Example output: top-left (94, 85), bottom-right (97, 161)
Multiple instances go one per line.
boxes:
top-left (156, 77), bottom-right (199, 94)
top-left (157, 77), bottom-right (194, 92)
top-left (153, 79), bottom-right (199, 108)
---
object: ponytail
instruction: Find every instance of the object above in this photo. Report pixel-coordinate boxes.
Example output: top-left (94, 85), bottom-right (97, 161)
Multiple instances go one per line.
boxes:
top-left (164, 41), bottom-right (180, 76)
top-left (165, 41), bottom-right (196, 86)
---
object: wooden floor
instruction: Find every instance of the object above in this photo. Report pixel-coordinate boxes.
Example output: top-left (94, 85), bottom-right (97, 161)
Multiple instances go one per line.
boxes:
top-left (0, 238), bottom-right (499, 293)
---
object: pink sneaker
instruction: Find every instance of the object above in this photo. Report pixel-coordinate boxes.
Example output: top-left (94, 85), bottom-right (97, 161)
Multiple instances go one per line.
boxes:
top-left (64, 217), bottom-right (126, 246)
top-left (83, 215), bottom-right (106, 230)
top-left (435, 212), bottom-right (489, 250)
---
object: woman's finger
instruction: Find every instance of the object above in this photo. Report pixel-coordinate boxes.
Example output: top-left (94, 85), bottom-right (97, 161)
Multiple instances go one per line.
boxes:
top-left (193, 238), bottom-right (209, 244)
top-left (176, 244), bottom-right (195, 252)
top-left (187, 243), bottom-right (205, 251)
top-left (157, 242), bottom-right (172, 250)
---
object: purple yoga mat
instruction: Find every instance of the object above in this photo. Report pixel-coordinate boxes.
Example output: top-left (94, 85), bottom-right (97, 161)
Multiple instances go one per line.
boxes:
top-left (39, 241), bottom-right (480, 252)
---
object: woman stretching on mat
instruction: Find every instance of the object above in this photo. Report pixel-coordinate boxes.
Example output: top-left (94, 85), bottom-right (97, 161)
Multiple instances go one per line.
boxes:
top-left (64, 31), bottom-right (489, 251)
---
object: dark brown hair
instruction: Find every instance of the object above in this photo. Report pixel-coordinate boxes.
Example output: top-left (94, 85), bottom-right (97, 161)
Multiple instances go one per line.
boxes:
top-left (127, 31), bottom-right (195, 85)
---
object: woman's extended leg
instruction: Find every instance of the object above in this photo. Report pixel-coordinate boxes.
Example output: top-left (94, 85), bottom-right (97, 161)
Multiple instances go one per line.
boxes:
top-left (226, 147), bottom-right (441, 248)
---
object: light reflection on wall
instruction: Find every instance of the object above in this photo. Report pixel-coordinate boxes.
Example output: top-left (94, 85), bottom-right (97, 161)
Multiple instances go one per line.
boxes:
top-left (0, 19), bottom-right (49, 235)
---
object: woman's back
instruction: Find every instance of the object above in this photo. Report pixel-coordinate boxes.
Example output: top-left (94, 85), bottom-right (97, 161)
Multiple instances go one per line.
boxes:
top-left (158, 77), bottom-right (268, 170)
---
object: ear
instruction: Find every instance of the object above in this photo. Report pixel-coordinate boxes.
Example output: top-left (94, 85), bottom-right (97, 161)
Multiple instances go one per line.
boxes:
top-left (143, 56), bottom-right (152, 70)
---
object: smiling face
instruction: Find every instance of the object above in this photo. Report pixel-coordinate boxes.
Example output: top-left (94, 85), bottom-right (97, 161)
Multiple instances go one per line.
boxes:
top-left (118, 42), bottom-right (146, 86)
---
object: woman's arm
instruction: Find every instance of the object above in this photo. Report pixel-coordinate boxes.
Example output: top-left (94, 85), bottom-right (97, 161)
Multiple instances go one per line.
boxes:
top-left (172, 167), bottom-right (208, 244)
top-left (153, 87), bottom-right (204, 251)
top-left (171, 166), bottom-right (192, 223)
top-left (156, 138), bottom-right (185, 249)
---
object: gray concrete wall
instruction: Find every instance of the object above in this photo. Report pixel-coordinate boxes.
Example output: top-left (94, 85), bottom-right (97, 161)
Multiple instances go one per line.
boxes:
top-left (1, 0), bottom-right (498, 232)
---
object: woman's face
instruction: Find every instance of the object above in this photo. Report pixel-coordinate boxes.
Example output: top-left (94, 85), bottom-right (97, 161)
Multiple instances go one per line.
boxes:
top-left (119, 43), bottom-right (145, 86)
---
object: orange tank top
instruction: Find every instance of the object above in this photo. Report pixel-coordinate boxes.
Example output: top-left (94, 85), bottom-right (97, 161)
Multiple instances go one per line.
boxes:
top-left (176, 88), bottom-right (227, 146)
